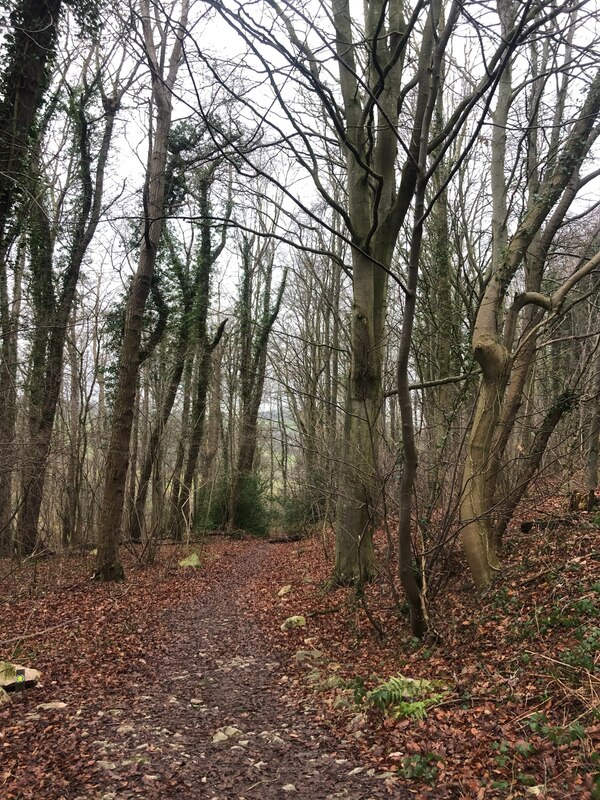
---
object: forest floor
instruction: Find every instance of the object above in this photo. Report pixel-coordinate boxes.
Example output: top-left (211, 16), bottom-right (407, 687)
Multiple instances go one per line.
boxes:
top-left (0, 511), bottom-right (598, 799)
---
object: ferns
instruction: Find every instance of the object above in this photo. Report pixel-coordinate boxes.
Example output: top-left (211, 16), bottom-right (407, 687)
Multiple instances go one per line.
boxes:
top-left (364, 674), bottom-right (448, 720)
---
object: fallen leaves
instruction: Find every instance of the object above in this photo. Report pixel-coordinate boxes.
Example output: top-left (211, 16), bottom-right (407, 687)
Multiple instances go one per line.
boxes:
top-left (242, 521), bottom-right (600, 798)
top-left (0, 518), bottom-right (598, 799)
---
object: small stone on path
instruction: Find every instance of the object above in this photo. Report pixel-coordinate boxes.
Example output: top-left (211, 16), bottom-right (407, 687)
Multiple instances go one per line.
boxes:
top-left (281, 615), bottom-right (306, 631)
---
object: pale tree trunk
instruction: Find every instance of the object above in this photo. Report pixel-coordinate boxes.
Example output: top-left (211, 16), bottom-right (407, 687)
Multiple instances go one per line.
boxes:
top-left (460, 0), bottom-right (513, 586)
top-left (200, 345), bottom-right (223, 486)
top-left (61, 311), bottom-right (82, 547)
top-left (461, 59), bottom-right (600, 587)
top-left (96, 0), bottom-right (189, 581)
top-left (168, 353), bottom-right (193, 535)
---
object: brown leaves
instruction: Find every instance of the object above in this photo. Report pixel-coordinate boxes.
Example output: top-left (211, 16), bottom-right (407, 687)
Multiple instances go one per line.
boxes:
top-left (0, 523), bottom-right (598, 800)
top-left (241, 525), bottom-right (599, 798)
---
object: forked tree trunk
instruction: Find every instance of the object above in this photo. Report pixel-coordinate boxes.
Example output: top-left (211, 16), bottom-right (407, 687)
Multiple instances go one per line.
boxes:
top-left (95, 0), bottom-right (189, 581)
top-left (460, 339), bottom-right (507, 587)
top-left (461, 66), bottom-right (600, 587)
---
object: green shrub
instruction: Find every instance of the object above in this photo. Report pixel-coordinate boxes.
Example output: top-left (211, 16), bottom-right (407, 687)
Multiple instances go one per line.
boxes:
top-left (527, 713), bottom-right (586, 744)
top-left (194, 473), bottom-right (270, 538)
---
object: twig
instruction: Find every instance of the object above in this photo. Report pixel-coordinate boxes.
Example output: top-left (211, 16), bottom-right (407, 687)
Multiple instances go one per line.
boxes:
top-left (0, 618), bottom-right (80, 648)
top-left (359, 595), bottom-right (386, 639)
top-left (306, 604), bottom-right (345, 617)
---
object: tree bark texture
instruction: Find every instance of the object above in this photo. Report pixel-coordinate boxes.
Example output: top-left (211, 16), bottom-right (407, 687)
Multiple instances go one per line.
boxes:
top-left (0, 0), bottom-right (63, 551)
top-left (17, 86), bottom-right (118, 554)
top-left (461, 64), bottom-right (600, 587)
top-left (96, 0), bottom-right (189, 580)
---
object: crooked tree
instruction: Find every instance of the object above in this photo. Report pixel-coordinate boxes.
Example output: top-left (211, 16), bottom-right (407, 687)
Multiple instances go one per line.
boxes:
top-left (460, 2), bottom-right (600, 588)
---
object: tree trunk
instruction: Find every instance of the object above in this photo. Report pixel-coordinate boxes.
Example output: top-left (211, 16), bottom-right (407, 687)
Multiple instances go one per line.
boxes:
top-left (176, 324), bottom-right (226, 537)
top-left (61, 313), bottom-right (82, 547)
top-left (168, 352), bottom-right (193, 536)
top-left (96, 0), bottom-right (189, 580)
top-left (17, 84), bottom-right (119, 555)
top-left (0, 241), bottom-right (23, 553)
top-left (333, 257), bottom-right (382, 583)
top-left (585, 343), bottom-right (600, 510)
top-left (397, 180), bottom-right (428, 637)
top-left (494, 390), bottom-right (577, 544)
top-left (0, 0), bottom-right (64, 553)
top-left (128, 324), bottom-right (189, 542)
top-left (0, 0), bottom-right (63, 244)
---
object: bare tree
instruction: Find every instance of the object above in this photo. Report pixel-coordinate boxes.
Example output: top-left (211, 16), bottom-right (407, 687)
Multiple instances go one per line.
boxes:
top-left (17, 45), bottom-right (128, 555)
top-left (96, 0), bottom-right (189, 581)
top-left (226, 233), bottom-right (286, 532)
top-left (460, 3), bottom-right (600, 587)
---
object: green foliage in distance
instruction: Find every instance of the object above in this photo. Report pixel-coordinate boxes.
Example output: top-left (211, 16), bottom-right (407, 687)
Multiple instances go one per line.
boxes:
top-left (195, 473), bottom-right (270, 538)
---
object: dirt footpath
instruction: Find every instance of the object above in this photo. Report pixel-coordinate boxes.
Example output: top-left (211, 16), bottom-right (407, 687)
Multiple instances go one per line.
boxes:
top-left (3, 544), bottom-right (404, 800)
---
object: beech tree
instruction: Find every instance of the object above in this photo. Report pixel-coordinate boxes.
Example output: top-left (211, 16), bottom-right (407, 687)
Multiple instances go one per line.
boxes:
top-left (460, 3), bottom-right (600, 588)
top-left (96, 0), bottom-right (190, 581)
top-left (196, 0), bottom-right (584, 633)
